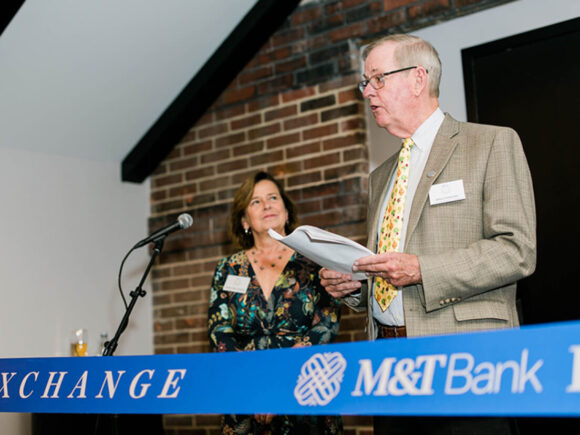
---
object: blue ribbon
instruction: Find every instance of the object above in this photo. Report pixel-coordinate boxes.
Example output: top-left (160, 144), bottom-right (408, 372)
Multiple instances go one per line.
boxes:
top-left (1, 320), bottom-right (579, 415)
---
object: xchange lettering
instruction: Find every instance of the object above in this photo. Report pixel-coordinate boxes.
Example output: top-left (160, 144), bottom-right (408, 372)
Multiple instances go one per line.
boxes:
top-left (352, 349), bottom-right (543, 397)
top-left (0, 369), bottom-right (187, 400)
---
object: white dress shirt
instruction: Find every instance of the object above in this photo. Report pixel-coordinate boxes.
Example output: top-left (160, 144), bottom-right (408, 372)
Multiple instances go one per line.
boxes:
top-left (372, 107), bottom-right (445, 326)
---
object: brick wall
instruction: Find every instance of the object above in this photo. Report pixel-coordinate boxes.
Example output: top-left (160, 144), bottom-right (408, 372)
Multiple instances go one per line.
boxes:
top-left (148, 0), bottom-right (515, 433)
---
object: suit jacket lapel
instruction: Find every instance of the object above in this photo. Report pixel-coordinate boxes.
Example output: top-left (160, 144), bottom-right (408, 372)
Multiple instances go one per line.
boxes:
top-left (405, 114), bottom-right (460, 248)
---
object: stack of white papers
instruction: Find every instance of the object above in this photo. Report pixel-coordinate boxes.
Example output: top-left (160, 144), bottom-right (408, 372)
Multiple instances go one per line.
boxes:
top-left (268, 225), bottom-right (372, 280)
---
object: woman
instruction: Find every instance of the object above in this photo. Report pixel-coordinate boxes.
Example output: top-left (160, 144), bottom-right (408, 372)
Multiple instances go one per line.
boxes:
top-left (208, 171), bottom-right (342, 434)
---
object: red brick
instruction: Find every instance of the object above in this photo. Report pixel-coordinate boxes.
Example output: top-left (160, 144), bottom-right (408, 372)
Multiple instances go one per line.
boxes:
top-left (343, 0), bottom-right (366, 8)
top-left (185, 166), bottom-right (215, 181)
top-left (248, 123), bottom-right (281, 140)
top-left (367, 9), bottom-right (406, 34)
top-left (231, 114), bottom-right (262, 130)
top-left (341, 117), bottom-right (366, 131)
top-left (287, 171), bottom-right (322, 187)
top-left (296, 198), bottom-right (322, 214)
top-left (267, 161), bottom-right (302, 177)
top-left (284, 113), bottom-right (319, 131)
top-left (383, 0), bottom-right (414, 11)
top-left (152, 200), bottom-right (184, 215)
top-left (409, 0), bottom-right (450, 19)
top-left (250, 150), bottom-right (284, 166)
top-left (322, 133), bottom-right (365, 150)
top-left (275, 56), bottom-right (307, 74)
top-left (200, 176), bottom-right (230, 192)
top-left (153, 174), bottom-right (182, 188)
top-left (303, 124), bottom-right (339, 140)
top-left (271, 27), bottom-right (304, 48)
top-left (303, 152), bottom-right (340, 170)
top-left (168, 183), bottom-right (197, 198)
top-left (285, 141), bottom-right (321, 159)
top-left (247, 95), bottom-right (280, 112)
top-left (200, 149), bottom-right (230, 165)
top-left (318, 73), bottom-right (359, 93)
top-left (300, 210), bottom-right (342, 227)
top-left (324, 162), bottom-right (367, 180)
top-left (221, 85), bottom-right (256, 105)
top-left (338, 88), bottom-right (363, 104)
top-left (150, 190), bottom-right (167, 202)
top-left (266, 132), bottom-right (300, 149)
top-left (174, 316), bottom-right (206, 330)
top-left (238, 65), bottom-right (274, 85)
top-left (301, 182), bottom-right (340, 199)
top-left (217, 158), bottom-right (248, 173)
top-left (344, 146), bottom-right (367, 161)
top-left (291, 5), bottom-right (323, 25)
top-left (215, 104), bottom-right (246, 121)
top-left (216, 132), bottom-right (246, 148)
top-left (233, 141), bottom-right (264, 157)
top-left (169, 157), bottom-right (197, 172)
top-left (256, 74), bottom-right (294, 95)
top-left (281, 86), bottom-right (316, 103)
top-left (160, 278), bottom-right (190, 291)
top-left (153, 320), bottom-right (174, 333)
top-left (264, 105), bottom-right (298, 122)
top-left (172, 263), bottom-right (204, 276)
top-left (183, 140), bottom-right (212, 156)
top-left (255, 46), bottom-right (292, 65)
top-left (329, 22), bottom-right (366, 43)
top-left (154, 332), bottom-right (190, 345)
top-left (198, 123), bottom-right (228, 140)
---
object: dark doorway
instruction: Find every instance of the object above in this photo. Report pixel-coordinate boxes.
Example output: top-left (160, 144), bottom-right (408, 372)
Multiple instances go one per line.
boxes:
top-left (462, 17), bottom-right (580, 434)
top-left (462, 16), bottom-right (580, 326)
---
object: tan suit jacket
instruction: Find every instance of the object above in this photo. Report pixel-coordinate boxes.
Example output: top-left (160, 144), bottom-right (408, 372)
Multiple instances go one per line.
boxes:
top-left (345, 114), bottom-right (537, 339)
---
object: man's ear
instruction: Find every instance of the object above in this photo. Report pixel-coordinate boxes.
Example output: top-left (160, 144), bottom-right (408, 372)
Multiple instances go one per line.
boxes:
top-left (414, 66), bottom-right (429, 96)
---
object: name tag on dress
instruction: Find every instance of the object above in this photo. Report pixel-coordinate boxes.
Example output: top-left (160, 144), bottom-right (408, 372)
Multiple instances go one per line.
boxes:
top-left (223, 275), bottom-right (250, 294)
top-left (429, 179), bottom-right (465, 205)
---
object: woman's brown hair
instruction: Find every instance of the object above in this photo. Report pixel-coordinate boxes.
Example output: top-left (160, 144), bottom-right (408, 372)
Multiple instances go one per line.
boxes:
top-left (229, 171), bottom-right (299, 250)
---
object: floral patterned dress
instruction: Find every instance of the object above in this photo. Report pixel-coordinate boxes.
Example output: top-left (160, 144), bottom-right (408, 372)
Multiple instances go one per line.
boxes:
top-left (208, 250), bottom-right (342, 434)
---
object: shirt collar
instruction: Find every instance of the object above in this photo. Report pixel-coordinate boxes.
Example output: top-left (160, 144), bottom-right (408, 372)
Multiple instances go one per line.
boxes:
top-left (409, 107), bottom-right (445, 152)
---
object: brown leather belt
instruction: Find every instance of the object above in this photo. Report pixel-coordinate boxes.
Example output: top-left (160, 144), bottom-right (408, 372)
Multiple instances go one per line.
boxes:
top-left (377, 324), bottom-right (407, 339)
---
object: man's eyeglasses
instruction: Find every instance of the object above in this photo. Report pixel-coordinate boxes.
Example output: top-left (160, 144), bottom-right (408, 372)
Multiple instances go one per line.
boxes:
top-left (358, 66), bottom-right (420, 93)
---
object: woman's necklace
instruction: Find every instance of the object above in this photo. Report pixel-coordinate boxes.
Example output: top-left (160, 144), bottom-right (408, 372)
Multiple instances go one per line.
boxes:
top-left (249, 247), bottom-right (288, 271)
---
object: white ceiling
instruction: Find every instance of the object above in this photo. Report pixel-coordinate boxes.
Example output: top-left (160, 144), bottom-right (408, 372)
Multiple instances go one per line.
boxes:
top-left (0, 0), bottom-right (257, 162)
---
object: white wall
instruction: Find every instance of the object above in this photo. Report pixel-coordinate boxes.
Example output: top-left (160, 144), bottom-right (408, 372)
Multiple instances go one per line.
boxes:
top-left (369, 0), bottom-right (580, 170)
top-left (0, 147), bottom-right (150, 432)
top-left (0, 0), bottom-right (258, 162)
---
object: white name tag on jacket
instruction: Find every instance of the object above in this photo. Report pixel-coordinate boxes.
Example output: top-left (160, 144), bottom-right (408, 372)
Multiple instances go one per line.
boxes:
top-left (429, 179), bottom-right (465, 205)
top-left (223, 275), bottom-right (250, 293)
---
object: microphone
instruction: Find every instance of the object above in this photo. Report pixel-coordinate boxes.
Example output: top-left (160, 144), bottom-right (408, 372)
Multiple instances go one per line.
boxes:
top-left (134, 213), bottom-right (193, 248)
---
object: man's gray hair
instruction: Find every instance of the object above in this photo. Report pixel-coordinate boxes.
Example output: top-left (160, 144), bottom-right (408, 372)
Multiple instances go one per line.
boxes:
top-left (362, 34), bottom-right (442, 97)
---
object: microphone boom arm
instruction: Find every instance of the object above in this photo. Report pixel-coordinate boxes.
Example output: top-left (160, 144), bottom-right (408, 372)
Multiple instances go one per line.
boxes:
top-left (103, 237), bottom-right (165, 356)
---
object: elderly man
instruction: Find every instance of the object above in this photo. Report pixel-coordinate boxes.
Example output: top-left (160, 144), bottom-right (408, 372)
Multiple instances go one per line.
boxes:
top-left (320, 34), bottom-right (536, 434)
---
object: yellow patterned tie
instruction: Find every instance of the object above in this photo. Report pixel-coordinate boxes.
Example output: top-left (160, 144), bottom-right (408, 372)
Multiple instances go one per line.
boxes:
top-left (374, 138), bottom-right (414, 311)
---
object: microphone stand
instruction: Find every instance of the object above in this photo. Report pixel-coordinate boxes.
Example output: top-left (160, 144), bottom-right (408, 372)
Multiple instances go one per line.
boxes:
top-left (103, 237), bottom-right (164, 357)
top-left (92, 238), bottom-right (164, 435)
